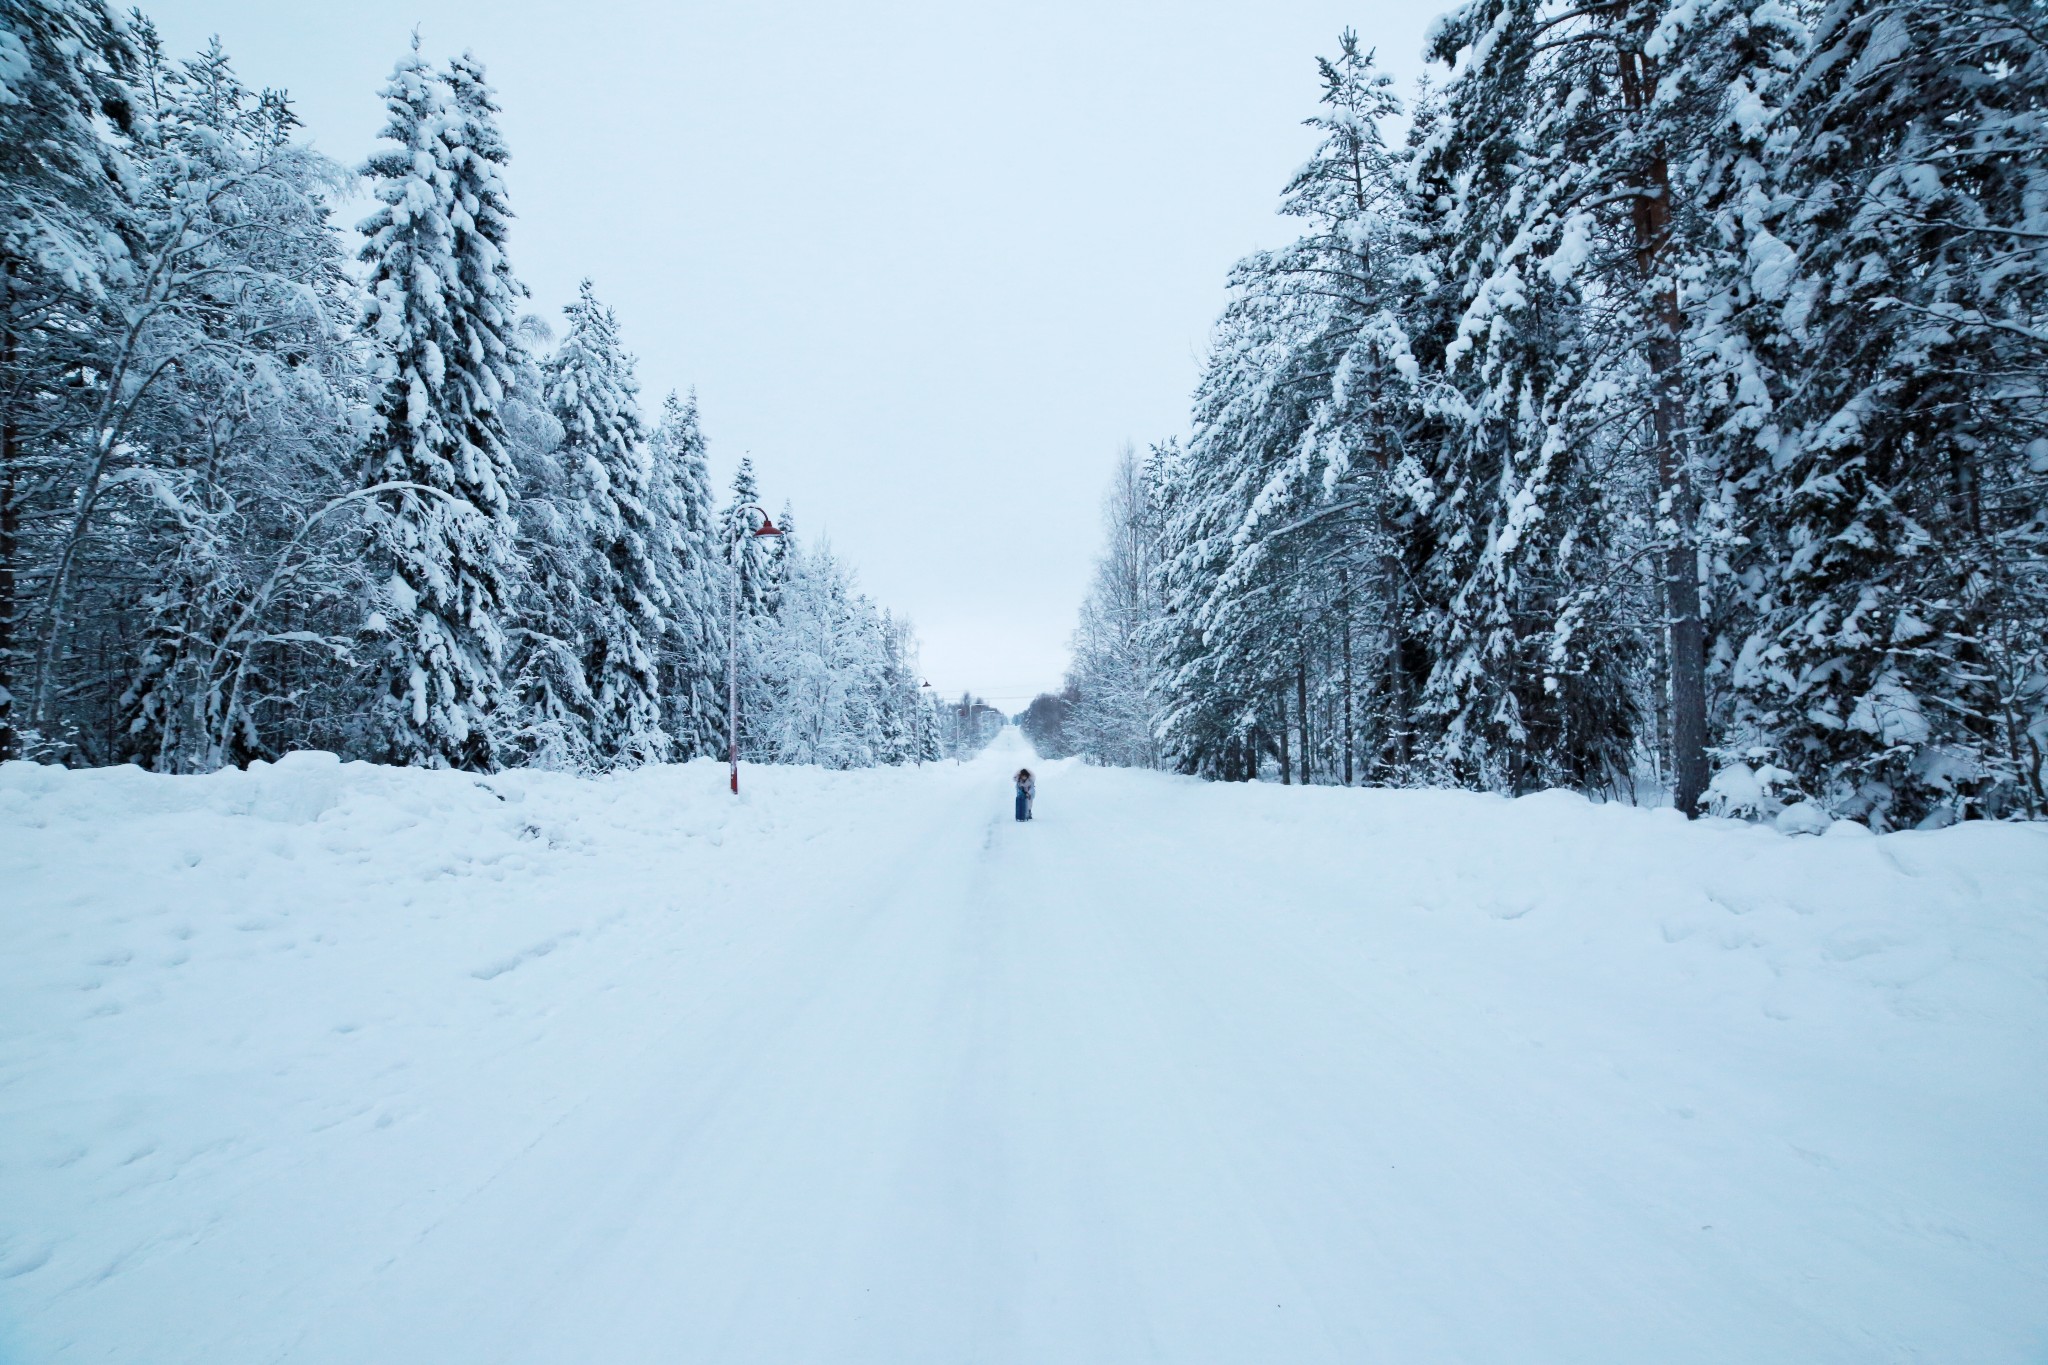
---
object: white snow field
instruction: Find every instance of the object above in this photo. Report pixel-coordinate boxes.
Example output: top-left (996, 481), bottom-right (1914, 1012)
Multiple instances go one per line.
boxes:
top-left (2, 730), bottom-right (2045, 1364)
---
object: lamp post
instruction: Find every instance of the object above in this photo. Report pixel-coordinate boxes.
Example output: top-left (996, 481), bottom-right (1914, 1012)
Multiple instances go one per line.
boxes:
top-left (728, 502), bottom-right (783, 795)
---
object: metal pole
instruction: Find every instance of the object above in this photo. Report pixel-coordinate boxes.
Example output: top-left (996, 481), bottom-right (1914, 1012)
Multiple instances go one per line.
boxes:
top-left (728, 535), bottom-right (740, 795)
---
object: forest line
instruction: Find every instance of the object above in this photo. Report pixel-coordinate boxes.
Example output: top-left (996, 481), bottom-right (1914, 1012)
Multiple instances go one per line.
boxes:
top-left (1045, 2), bottom-right (2047, 830)
top-left (0, 7), bottom-right (980, 774)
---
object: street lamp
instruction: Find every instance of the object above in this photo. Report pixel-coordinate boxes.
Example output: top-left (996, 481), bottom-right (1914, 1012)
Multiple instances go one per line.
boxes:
top-left (728, 502), bottom-right (783, 795)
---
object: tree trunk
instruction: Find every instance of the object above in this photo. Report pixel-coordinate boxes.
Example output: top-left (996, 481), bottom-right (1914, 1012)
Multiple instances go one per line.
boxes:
top-left (1296, 656), bottom-right (1311, 785)
top-left (1652, 567), bottom-right (1671, 787)
top-left (1276, 693), bottom-right (1291, 785)
top-left (1649, 299), bottom-right (1707, 812)
top-left (1341, 573), bottom-right (1355, 786)
top-left (1646, 278), bottom-right (1708, 816)
top-left (1384, 548), bottom-right (1414, 779)
top-left (0, 257), bottom-right (17, 761)
top-left (1622, 47), bottom-right (1709, 817)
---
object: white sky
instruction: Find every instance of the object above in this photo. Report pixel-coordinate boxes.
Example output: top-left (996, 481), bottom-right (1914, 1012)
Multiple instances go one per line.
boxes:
top-left (146, 0), bottom-right (1442, 707)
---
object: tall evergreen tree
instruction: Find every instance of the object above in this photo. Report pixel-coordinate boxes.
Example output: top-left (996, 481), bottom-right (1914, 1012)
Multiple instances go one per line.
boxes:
top-left (647, 390), bottom-right (725, 759)
top-left (1701, 0), bottom-right (2048, 824)
top-left (721, 458), bottom-right (772, 753)
top-left (0, 0), bottom-right (137, 759)
top-left (355, 43), bottom-right (523, 769)
top-left (502, 310), bottom-right (598, 771)
top-left (1157, 39), bottom-right (1423, 783)
top-left (721, 458), bottom-right (770, 610)
top-left (1406, 0), bottom-right (1729, 798)
top-left (544, 279), bottom-right (667, 765)
top-left (761, 497), bottom-right (797, 616)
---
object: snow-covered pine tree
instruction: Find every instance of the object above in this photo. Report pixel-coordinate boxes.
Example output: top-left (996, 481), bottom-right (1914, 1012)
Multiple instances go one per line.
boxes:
top-left (762, 498), bottom-right (797, 617)
top-left (1154, 426), bottom-right (1262, 780)
top-left (0, 0), bottom-right (137, 759)
top-left (501, 309), bottom-right (600, 771)
top-left (849, 593), bottom-right (891, 763)
top-left (355, 43), bottom-right (524, 770)
top-left (1082, 8), bottom-right (2046, 821)
top-left (1702, 0), bottom-right (2048, 824)
top-left (544, 279), bottom-right (668, 766)
top-left (1406, 0), bottom-right (1804, 801)
top-left (1156, 38), bottom-right (1422, 784)
top-left (647, 390), bottom-right (725, 760)
top-left (721, 458), bottom-right (770, 610)
top-left (915, 688), bottom-right (944, 763)
top-left (1411, 0), bottom-right (1866, 811)
top-left (868, 611), bottom-right (918, 764)
top-left (721, 458), bottom-right (775, 754)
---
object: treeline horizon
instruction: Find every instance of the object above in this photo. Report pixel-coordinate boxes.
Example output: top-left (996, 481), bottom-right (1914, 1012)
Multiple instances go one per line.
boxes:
top-left (0, 6), bottom-right (958, 775)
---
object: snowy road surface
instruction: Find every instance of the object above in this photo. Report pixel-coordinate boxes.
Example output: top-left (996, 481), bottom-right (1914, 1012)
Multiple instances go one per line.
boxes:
top-left (4, 731), bottom-right (2046, 1362)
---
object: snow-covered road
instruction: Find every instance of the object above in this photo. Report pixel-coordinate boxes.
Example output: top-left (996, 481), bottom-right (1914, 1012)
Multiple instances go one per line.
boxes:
top-left (3, 732), bottom-right (2046, 1362)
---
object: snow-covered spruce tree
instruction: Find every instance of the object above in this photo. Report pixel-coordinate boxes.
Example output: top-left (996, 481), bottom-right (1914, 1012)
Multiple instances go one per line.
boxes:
top-left (0, 0), bottom-right (138, 760)
top-left (721, 458), bottom-right (775, 755)
top-left (720, 458), bottom-right (771, 611)
top-left (1263, 41), bottom-right (1433, 789)
top-left (737, 497), bottom-right (833, 761)
top-left (1403, 0), bottom-right (1811, 803)
top-left (1700, 0), bottom-right (2048, 824)
top-left (544, 279), bottom-right (668, 767)
top-left (915, 688), bottom-right (944, 763)
top-left (647, 390), bottom-right (726, 760)
top-left (869, 611), bottom-right (920, 764)
top-left (762, 498), bottom-right (797, 616)
top-left (501, 309), bottom-right (599, 771)
top-left (355, 44), bottom-right (523, 770)
top-left (1156, 154), bottom-right (1341, 779)
top-left (1156, 38), bottom-right (1428, 784)
top-left (1154, 426), bottom-right (1266, 781)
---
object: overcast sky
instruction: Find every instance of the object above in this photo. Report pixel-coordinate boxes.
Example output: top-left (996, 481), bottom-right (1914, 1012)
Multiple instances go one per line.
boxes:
top-left (146, 0), bottom-right (1442, 707)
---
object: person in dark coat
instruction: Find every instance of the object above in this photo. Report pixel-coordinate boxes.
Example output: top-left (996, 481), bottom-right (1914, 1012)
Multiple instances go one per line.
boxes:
top-left (1015, 768), bottom-right (1035, 822)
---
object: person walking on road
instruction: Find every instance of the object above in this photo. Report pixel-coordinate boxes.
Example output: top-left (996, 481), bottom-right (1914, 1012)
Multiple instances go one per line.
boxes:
top-left (1014, 768), bottom-right (1035, 822)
